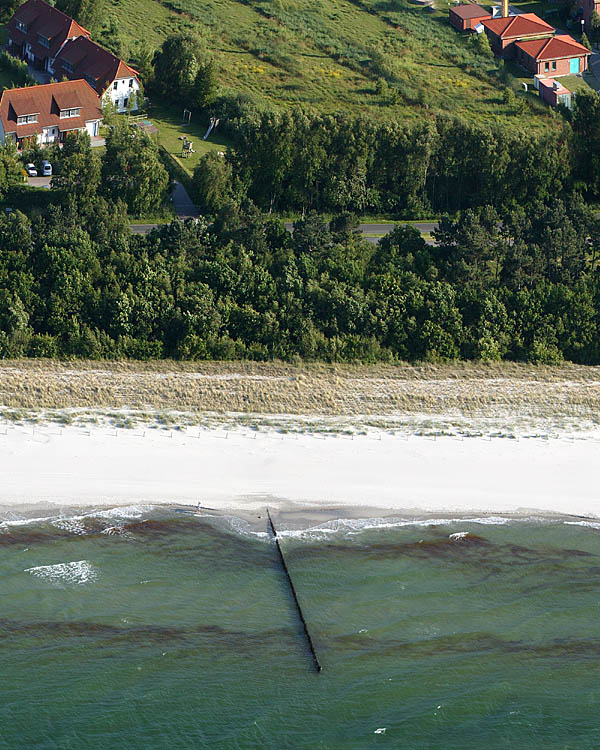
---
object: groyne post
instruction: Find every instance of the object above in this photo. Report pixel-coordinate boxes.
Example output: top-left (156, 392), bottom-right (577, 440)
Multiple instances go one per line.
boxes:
top-left (267, 509), bottom-right (322, 673)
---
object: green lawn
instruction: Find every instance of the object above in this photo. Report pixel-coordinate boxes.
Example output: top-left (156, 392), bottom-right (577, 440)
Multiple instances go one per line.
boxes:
top-left (147, 102), bottom-right (233, 175)
top-left (561, 73), bottom-right (598, 93)
top-left (100, 0), bottom-right (560, 132)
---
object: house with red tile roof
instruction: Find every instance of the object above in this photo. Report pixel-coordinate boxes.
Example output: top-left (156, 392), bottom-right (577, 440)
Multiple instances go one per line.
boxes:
top-left (5, 0), bottom-right (141, 112)
top-left (449, 4), bottom-right (492, 31)
top-left (0, 79), bottom-right (102, 148)
top-left (481, 13), bottom-right (555, 58)
top-left (6, 0), bottom-right (90, 73)
top-left (51, 36), bottom-right (140, 112)
top-left (515, 34), bottom-right (589, 76)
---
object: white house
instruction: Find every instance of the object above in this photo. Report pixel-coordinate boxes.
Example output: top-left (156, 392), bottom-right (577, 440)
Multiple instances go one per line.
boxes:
top-left (52, 36), bottom-right (141, 113)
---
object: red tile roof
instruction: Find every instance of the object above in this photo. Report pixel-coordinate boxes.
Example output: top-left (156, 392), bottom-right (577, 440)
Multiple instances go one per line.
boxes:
top-left (0, 80), bottom-right (102, 138)
top-left (482, 13), bottom-right (554, 39)
top-left (515, 34), bottom-right (590, 60)
top-left (450, 3), bottom-right (491, 19)
top-left (53, 36), bottom-right (139, 95)
top-left (7, 0), bottom-right (89, 60)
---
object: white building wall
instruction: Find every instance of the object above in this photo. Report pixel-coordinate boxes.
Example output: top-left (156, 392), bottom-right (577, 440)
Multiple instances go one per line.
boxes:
top-left (103, 77), bottom-right (140, 112)
top-left (85, 120), bottom-right (101, 137)
top-left (41, 125), bottom-right (59, 144)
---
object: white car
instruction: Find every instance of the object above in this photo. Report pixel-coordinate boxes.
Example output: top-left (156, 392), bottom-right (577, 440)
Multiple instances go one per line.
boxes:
top-left (25, 163), bottom-right (37, 177)
top-left (41, 160), bottom-right (52, 176)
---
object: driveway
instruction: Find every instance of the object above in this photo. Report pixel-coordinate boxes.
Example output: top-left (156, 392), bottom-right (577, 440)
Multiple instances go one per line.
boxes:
top-left (172, 180), bottom-right (199, 218)
top-left (28, 176), bottom-right (51, 188)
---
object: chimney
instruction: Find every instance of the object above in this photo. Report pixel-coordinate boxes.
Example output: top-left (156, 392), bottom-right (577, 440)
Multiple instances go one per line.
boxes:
top-left (502, 0), bottom-right (509, 16)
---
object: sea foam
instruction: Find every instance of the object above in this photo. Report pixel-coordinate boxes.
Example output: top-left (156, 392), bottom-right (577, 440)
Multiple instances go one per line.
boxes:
top-left (24, 560), bottom-right (98, 585)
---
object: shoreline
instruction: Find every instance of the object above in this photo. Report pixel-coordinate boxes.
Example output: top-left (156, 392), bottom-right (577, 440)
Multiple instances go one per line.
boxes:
top-left (2, 418), bottom-right (599, 526)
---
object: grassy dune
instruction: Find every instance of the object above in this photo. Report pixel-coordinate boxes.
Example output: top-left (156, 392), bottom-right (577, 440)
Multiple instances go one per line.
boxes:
top-left (102, 0), bottom-right (559, 129)
top-left (1, 361), bottom-right (599, 437)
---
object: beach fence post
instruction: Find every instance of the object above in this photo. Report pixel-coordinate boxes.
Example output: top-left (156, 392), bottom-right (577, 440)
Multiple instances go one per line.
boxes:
top-left (266, 509), bottom-right (322, 673)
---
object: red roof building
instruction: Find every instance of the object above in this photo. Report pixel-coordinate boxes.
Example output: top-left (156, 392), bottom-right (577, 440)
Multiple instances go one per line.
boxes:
top-left (52, 36), bottom-right (141, 112)
top-left (515, 34), bottom-right (589, 76)
top-left (482, 13), bottom-right (554, 57)
top-left (0, 79), bottom-right (102, 148)
top-left (449, 4), bottom-right (492, 31)
top-left (6, 0), bottom-right (89, 72)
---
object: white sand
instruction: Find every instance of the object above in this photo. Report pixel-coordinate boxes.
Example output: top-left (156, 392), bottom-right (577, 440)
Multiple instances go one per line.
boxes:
top-left (1, 422), bottom-right (598, 520)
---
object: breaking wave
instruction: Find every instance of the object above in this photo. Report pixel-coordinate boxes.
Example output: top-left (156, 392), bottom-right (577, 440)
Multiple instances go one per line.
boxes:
top-left (24, 560), bottom-right (98, 585)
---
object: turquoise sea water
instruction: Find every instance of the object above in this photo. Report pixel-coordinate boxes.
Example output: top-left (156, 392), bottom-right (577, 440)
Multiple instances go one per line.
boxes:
top-left (1, 507), bottom-right (599, 749)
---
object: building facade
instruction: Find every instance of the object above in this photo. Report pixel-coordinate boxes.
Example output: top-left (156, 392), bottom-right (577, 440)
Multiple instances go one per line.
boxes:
top-left (449, 4), bottom-right (492, 31)
top-left (52, 36), bottom-right (140, 112)
top-left (515, 35), bottom-right (589, 76)
top-left (0, 80), bottom-right (102, 148)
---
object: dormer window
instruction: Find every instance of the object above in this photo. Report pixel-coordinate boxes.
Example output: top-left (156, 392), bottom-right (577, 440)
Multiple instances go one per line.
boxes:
top-left (62, 60), bottom-right (73, 73)
top-left (16, 20), bottom-right (27, 33)
top-left (60, 108), bottom-right (81, 118)
top-left (17, 114), bottom-right (38, 124)
top-left (38, 34), bottom-right (50, 48)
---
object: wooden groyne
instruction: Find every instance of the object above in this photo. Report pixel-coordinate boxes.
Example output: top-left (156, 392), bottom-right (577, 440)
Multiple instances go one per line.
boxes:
top-left (267, 509), bottom-right (322, 673)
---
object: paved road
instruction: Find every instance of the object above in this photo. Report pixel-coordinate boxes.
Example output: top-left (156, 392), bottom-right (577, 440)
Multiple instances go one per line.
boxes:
top-left (172, 180), bottom-right (199, 218)
top-left (589, 51), bottom-right (600, 86)
top-left (131, 224), bottom-right (159, 234)
top-left (283, 221), bottom-right (438, 236)
top-left (27, 176), bottom-right (51, 188)
top-left (130, 220), bottom-right (439, 241)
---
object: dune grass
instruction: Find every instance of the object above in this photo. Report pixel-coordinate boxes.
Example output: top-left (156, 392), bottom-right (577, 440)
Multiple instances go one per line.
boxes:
top-left (99, 0), bottom-right (560, 130)
top-left (1, 361), bottom-right (599, 435)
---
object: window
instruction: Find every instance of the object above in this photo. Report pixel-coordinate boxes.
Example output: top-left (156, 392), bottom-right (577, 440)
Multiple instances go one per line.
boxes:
top-left (129, 78), bottom-right (133, 88)
top-left (38, 34), bottom-right (49, 48)
top-left (62, 60), bottom-right (73, 73)
top-left (544, 62), bottom-right (549, 71)
top-left (17, 114), bottom-right (38, 124)
top-left (85, 75), bottom-right (96, 89)
top-left (60, 108), bottom-right (81, 118)
top-left (551, 61), bottom-right (557, 71)
top-left (113, 81), bottom-right (118, 90)
top-left (123, 97), bottom-right (129, 108)
top-left (16, 20), bottom-right (27, 32)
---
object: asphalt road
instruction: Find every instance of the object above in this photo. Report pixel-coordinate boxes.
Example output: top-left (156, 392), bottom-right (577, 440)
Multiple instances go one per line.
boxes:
top-left (130, 221), bottom-right (439, 242)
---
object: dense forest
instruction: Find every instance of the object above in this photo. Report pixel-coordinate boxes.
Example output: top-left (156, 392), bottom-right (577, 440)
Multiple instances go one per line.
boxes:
top-left (1, 187), bottom-right (599, 364)
top-left (2, 42), bottom-right (600, 365)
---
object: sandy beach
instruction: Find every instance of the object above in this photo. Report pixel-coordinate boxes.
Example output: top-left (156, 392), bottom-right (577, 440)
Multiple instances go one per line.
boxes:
top-left (1, 420), bottom-right (599, 524)
top-left (1, 360), bottom-right (599, 525)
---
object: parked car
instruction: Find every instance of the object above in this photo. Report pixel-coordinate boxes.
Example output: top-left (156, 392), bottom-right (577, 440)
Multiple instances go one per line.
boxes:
top-left (25, 163), bottom-right (37, 177)
top-left (41, 160), bottom-right (52, 176)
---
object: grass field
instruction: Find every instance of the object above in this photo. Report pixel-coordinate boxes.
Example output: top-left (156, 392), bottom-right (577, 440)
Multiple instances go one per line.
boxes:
top-left (98, 0), bottom-right (562, 131)
top-left (148, 102), bottom-right (233, 174)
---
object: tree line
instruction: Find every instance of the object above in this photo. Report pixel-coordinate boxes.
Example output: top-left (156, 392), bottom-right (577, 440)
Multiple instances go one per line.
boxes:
top-left (1, 195), bottom-right (599, 364)
top-left (185, 89), bottom-right (600, 219)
